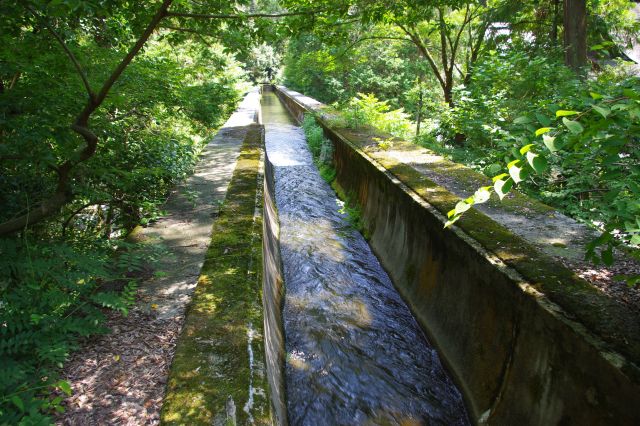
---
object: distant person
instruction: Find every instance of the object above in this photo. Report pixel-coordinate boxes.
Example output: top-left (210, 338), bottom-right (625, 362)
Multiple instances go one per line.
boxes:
top-left (265, 66), bottom-right (274, 81)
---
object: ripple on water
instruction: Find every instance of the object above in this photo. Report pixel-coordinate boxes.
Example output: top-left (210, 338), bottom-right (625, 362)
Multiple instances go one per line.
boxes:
top-left (262, 91), bottom-right (469, 426)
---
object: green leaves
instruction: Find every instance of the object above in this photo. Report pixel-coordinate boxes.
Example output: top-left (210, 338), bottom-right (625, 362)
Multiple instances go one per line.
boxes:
top-left (58, 380), bottom-right (72, 396)
top-left (556, 110), bottom-right (579, 117)
top-left (519, 143), bottom-right (535, 155)
top-left (453, 200), bottom-right (471, 216)
top-left (11, 396), bottom-right (24, 412)
top-left (593, 104), bottom-right (610, 118)
top-left (508, 160), bottom-right (528, 184)
top-left (445, 186), bottom-right (494, 228)
top-left (473, 187), bottom-right (492, 204)
top-left (562, 117), bottom-right (584, 134)
top-left (534, 127), bottom-right (552, 136)
top-left (494, 177), bottom-right (513, 200)
top-left (526, 151), bottom-right (547, 174)
top-left (513, 115), bottom-right (532, 124)
top-left (543, 134), bottom-right (559, 152)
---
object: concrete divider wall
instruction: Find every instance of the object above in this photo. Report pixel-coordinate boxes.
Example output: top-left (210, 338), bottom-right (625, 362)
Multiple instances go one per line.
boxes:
top-left (260, 83), bottom-right (288, 426)
top-left (162, 122), bottom-right (272, 425)
top-left (262, 148), bottom-right (288, 426)
top-left (273, 86), bottom-right (640, 425)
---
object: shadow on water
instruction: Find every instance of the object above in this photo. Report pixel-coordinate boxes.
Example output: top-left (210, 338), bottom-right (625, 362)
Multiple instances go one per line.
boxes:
top-left (262, 91), bottom-right (469, 426)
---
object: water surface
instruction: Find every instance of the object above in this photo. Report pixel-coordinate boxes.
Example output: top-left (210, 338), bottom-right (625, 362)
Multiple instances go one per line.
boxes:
top-left (262, 91), bottom-right (469, 426)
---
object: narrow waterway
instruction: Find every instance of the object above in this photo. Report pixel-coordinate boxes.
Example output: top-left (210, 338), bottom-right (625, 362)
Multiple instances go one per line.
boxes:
top-left (262, 90), bottom-right (469, 426)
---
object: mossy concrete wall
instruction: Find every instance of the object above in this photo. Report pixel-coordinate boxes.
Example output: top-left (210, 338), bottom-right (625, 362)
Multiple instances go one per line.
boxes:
top-left (274, 86), bottom-right (640, 425)
top-left (261, 97), bottom-right (288, 424)
top-left (162, 124), bottom-right (271, 425)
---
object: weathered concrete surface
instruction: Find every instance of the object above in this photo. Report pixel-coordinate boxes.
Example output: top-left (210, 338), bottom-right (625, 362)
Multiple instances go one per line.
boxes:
top-left (262, 147), bottom-right (288, 426)
top-left (162, 124), bottom-right (270, 425)
top-left (260, 84), bottom-right (288, 426)
top-left (132, 89), bottom-right (260, 320)
top-left (274, 86), bottom-right (640, 425)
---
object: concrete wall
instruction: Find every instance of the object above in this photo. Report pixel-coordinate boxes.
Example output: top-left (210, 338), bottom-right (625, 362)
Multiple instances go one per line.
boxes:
top-left (261, 84), bottom-right (288, 426)
top-left (273, 86), bottom-right (640, 425)
top-left (262, 150), bottom-right (288, 426)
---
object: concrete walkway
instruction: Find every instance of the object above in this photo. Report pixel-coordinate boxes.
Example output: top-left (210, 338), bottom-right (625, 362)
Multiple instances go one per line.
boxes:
top-left (134, 88), bottom-right (260, 320)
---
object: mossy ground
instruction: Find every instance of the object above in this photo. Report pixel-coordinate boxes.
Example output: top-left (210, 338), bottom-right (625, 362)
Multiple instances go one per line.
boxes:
top-left (161, 124), bottom-right (270, 425)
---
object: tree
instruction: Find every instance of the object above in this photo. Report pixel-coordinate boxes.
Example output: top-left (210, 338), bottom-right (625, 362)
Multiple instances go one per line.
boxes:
top-left (282, 0), bottom-right (500, 108)
top-left (0, 0), bottom-right (322, 236)
top-left (395, 3), bottom-right (489, 107)
top-left (564, 0), bottom-right (587, 69)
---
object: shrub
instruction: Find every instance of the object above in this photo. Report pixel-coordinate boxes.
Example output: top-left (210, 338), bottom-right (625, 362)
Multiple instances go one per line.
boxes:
top-left (342, 93), bottom-right (413, 139)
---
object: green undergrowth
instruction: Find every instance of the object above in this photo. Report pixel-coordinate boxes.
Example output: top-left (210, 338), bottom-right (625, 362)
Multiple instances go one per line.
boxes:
top-left (332, 182), bottom-right (366, 236)
top-left (0, 238), bottom-right (158, 424)
top-left (161, 124), bottom-right (270, 425)
top-left (318, 163), bottom-right (336, 183)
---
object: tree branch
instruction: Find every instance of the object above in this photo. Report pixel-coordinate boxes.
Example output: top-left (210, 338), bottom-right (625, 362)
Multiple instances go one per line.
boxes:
top-left (437, 8), bottom-right (448, 74)
top-left (398, 23), bottom-right (446, 94)
top-left (62, 201), bottom-right (108, 236)
top-left (332, 35), bottom-right (412, 62)
top-left (160, 25), bottom-right (209, 35)
top-left (160, 25), bottom-right (215, 45)
top-left (165, 8), bottom-right (327, 20)
top-left (9, 72), bottom-right (21, 90)
top-left (0, 0), bottom-right (174, 236)
top-left (449, 4), bottom-right (472, 73)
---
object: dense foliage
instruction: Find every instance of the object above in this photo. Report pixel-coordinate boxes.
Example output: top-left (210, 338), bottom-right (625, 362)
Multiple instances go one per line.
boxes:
top-left (0, 1), bottom-right (254, 423)
top-left (281, 0), bottom-right (640, 273)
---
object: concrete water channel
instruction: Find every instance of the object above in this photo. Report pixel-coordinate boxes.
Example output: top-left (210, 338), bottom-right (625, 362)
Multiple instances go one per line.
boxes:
top-left (261, 90), bottom-right (469, 425)
top-left (161, 86), bottom-right (640, 425)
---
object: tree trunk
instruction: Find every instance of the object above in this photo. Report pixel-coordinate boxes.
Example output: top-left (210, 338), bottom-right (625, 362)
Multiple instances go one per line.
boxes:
top-left (551, 0), bottom-right (560, 46)
top-left (416, 88), bottom-right (423, 137)
top-left (563, 0), bottom-right (587, 70)
top-left (0, 0), bottom-right (173, 237)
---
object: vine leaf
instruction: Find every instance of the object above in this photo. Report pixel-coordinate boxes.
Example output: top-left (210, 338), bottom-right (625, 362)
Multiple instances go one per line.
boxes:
top-left (509, 164), bottom-right (526, 183)
top-left (543, 134), bottom-right (559, 152)
top-left (473, 187), bottom-right (492, 204)
top-left (593, 104), bottom-right (610, 118)
top-left (556, 110), bottom-right (579, 117)
top-left (535, 127), bottom-right (552, 136)
top-left (454, 200), bottom-right (471, 215)
top-left (562, 117), bottom-right (583, 134)
top-left (494, 178), bottom-right (513, 200)
top-left (526, 151), bottom-right (548, 174)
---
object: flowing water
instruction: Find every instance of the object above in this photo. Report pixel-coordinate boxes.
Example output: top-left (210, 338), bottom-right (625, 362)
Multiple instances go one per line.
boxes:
top-left (262, 91), bottom-right (469, 426)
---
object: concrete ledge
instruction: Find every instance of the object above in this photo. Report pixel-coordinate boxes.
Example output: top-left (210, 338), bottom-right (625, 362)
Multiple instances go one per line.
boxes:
top-left (274, 85), bottom-right (640, 425)
top-left (161, 123), bottom-right (271, 425)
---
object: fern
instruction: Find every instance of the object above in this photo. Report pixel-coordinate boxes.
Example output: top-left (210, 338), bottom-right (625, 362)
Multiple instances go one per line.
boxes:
top-left (0, 237), bottom-right (150, 423)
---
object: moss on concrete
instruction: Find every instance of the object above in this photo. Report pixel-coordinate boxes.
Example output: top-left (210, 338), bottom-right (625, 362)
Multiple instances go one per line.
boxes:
top-left (338, 126), bottom-right (554, 217)
top-left (161, 124), bottom-right (270, 425)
